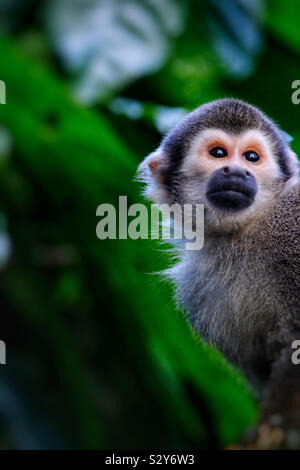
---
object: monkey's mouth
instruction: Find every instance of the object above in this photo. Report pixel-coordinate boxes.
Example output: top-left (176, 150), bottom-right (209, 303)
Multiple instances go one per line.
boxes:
top-left (208, 182), bottom-right (250, 196)
top-left (207, 183), bottom-right (255, 211)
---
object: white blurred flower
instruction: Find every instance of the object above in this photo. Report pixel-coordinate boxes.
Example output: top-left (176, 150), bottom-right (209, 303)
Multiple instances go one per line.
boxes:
top-left (109, 97), bottom-right (144, 120)
top-left (154, 106), bottom-right (187, 134)
top-left (45, 0), bottom-right (185, 103)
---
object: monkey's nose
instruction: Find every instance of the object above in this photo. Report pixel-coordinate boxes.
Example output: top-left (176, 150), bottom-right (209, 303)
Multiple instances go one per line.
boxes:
top-left (221, 166), bottom-right (251, 179)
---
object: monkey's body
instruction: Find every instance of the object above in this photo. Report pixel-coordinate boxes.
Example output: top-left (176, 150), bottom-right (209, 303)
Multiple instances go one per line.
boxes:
top-left (138, 98), bottom-right (300, 415)
top-left (171, 184), bottom-right (300, 394)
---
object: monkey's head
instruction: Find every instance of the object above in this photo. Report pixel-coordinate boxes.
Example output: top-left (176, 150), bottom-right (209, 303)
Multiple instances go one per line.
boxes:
top-left (138, 99), bottom-right (299, 233)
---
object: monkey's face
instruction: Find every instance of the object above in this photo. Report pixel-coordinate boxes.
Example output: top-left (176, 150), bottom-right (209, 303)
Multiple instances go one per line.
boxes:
top-left (177, 128), bottom-right (285, 230)
top-left (138, 98), bottom-right (298, 234)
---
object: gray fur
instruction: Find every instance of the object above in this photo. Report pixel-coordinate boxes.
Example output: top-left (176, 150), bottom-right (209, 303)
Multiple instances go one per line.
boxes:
top-left (168, 185), bottom-right (300, 393)
top-left (138, 98), bottom-right (300, 414)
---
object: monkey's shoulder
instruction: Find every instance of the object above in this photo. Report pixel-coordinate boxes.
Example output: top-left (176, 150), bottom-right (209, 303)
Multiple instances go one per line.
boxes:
top-left (255, 184), bottom-right (300, 256)
top-left (251, 184), bottom-right (300, 305)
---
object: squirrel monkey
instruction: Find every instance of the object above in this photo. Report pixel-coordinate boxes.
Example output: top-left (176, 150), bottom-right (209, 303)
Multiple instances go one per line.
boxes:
top-left (137, 98), bottom-right (300, 419)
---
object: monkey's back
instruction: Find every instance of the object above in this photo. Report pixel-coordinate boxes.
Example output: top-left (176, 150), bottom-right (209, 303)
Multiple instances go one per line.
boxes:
top-left (227, 183), bottom-right (300, 382)
top-left (259, 184), bottom-right (300, 313)
top-left (253, 184), bottom-right (300, 360)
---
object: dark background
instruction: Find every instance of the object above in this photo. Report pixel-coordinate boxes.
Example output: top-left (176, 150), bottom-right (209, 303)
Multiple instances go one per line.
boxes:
top-left (0, 0), bottom-right (298, 449)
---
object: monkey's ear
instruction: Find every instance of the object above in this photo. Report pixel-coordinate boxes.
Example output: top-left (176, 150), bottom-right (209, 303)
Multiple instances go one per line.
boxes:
top-left (280, 130), bottom-right (294, 144)
top-left (287, 148), bottom-right (299, 181)
top-left (279, 130), bottom-right (299, 181)
top-left (136, 148), bottom-right (170, 203)
top-left (136, 148), bottom-right (166, 183)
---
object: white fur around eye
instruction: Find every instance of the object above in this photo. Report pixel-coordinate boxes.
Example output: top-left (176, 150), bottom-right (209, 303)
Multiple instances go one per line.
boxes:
top-left (181, 128), bottom-right (282, 182)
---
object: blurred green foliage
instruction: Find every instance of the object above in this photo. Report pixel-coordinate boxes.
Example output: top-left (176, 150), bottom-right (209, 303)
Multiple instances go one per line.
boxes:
top-left (0, 0), bottom-right (299, 450)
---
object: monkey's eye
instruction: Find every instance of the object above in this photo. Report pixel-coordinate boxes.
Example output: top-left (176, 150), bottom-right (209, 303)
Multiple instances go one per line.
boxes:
top-left (209, 146), bottom-right (227, 158)
top-left (243, 151), bottom-right (260, 163)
